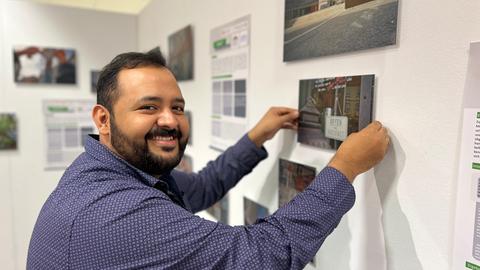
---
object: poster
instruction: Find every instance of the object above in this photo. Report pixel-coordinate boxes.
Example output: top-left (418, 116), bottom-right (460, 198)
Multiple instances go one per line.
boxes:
top-left (298, 75), bottom-right (374, 150)
top-left (278, 159), bottom-right (316, 208)
top-left (283, 0), bottom-right (398, 61)
top-left (13, 46), bottom-right (76, 84)
top-left (0, 113), bottom-right (17, 150)
top-left (210, 15), bottom-right (250, 151)
top-left (43, 100), bottom-right (96, 170)
top-left (243, 197), bottom-right (270, 225)
top-left (168, 25), bottom-right (194, 81)
top-left (452, 42), bottom-right (480, 270)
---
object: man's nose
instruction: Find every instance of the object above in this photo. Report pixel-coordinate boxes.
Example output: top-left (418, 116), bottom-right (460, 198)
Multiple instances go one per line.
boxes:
top-left (156, 109), bottom-right (178, 129)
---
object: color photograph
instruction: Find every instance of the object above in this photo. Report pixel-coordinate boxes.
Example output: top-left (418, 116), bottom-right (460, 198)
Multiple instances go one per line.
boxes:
top-left (283, 0), bottom-right (398, 61)
top-left (298, 75), bottom-right (374, 150)
top-left (168, 25), bottom-right (194, 81)
top-left (244, 197), bottom-right (270, 225)
top-left (0, 113), bottom-right (18, 150)
top-left (278, 159), bottom-right (316, 208)
top-left (13, 46), bottom-right (76, 84)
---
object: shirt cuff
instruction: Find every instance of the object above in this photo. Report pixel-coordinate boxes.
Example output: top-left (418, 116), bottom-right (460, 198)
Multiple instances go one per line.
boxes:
top-left (231, 134), bottom-right (268, 168)
top-left (308, 166), bottom-right (356, 212)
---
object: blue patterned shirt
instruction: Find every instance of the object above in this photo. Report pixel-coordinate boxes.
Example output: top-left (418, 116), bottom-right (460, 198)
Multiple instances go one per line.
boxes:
top-left (27, 134), bottom-right (355, 269)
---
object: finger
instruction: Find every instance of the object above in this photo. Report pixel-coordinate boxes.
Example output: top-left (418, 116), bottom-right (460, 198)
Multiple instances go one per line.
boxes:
top-left (279, 110), bottom-right (299, 122)
top-left (274, 107), bottom-right (298, 116)
top-left (282, 122), bottom-right (298, 130)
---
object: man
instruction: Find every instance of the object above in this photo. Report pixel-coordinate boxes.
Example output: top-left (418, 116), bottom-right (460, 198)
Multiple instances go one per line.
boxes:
top-left (27, 49), bottom-right (389, 269)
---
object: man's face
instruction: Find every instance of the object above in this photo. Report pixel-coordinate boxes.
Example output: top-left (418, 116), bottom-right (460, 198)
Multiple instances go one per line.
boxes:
top-left (108, 66), bottom-right (189, 175)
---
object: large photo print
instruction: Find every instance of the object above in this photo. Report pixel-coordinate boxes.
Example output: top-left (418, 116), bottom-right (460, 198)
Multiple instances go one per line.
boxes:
top-left (283, 0), bottom-right (398, 61)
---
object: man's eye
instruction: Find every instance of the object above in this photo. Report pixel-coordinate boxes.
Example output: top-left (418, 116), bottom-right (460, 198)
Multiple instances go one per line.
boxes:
top-left (173, 106), bottom-right (184, 113)
top-left (140, 105), bottom-right (157, 110)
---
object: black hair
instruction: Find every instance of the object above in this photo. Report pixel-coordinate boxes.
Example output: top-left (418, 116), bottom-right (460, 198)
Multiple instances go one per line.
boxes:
top-left (96, 47), bottom-right (167, 113)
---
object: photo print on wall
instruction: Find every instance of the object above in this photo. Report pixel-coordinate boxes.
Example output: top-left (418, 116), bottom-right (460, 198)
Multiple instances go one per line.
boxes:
top-left (0, 113), bottom-right (17, 150)
top-left (168, 25), bottom-right (194, 81)
top-left (283, 0), bottom-right (398, 61)
top-left (298, 75), bottom-right (374, 150)
top-left (185, 111), bottom-right (192, 146)
top-left (13, 46), bottom-right (76, 84)
top-left (278, 159), bottom-right (316, 208)
top-left (244, 197), bottom-right (270, 226)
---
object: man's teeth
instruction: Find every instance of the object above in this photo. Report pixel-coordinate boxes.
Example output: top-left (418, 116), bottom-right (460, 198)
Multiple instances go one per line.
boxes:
top-left (153, 136), bottom-right (174, 141)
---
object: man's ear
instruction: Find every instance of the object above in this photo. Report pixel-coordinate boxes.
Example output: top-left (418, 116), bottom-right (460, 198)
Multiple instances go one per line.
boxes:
top-left (92, 104), bottom-right (111, 136)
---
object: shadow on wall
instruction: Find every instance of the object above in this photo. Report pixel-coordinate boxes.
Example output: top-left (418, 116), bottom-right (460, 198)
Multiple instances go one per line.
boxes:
top-left (372, 132), bottom-right (423, 270)
top-left (258, 130), bottom-right (352, 269)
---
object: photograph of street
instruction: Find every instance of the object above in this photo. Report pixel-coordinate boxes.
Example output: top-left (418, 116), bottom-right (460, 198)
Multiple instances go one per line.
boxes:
top-left (298, 75), bottom-right (374, 149)
top-left (283, 0), bottom-right (398, 61)
top-left (243, 197), bottom-right (270, 225)
top-left (279, 159), bottom-right (316, 208)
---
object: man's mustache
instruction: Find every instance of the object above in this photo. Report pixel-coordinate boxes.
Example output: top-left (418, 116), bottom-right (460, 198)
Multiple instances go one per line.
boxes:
top-left (145, 126), bottom-right (182, 140)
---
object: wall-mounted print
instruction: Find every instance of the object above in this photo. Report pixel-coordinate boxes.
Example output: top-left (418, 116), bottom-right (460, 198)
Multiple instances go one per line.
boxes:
top-left (206, 195), bottom-right (229, 224)
top-left (13, 46), bottom-right (76, 84)
top-left (283, 0), bottom-right (398, 61)
top-left (176, 154), bottom-right (193, 173)
top-left (244, 197), bottom-right (270, 225)
top-left (0, 114), bottom-right (18, 150)
top-left (168, 25), bottom-right (194, 81)
top-left (278, 159), bottom-right (316, 208)
top-left (90, 70), bottom-right (101, 93)
top-left (298, 75), bottom-right (374, 150)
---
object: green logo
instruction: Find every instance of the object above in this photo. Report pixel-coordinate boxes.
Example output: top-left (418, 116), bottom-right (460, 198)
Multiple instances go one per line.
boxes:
top-left (473, 163), bottom-right (480, 170)
top-left (466, 261), bottom-right (480, 270)
top-left (477, 112), bottom-right (480, 118)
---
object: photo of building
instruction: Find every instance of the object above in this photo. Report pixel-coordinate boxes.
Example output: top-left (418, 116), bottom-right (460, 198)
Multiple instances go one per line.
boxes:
top-left (298, 75), bottom-right (374, 150)
top-left (279, 159), bottom-right (316, 208)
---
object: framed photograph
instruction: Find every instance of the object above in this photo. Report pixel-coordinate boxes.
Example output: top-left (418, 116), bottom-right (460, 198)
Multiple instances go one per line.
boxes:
top-left (168, 25), bottom-right (194, 81)
top-left (244, 197), bottom-right (270, 225)
top-left (13, 46), bottom-right (76, 84)
top-left (278, 159), bottom-right (316, 208)
top-left (283, 0), bottom-right (398, 61)
top-left (0, 113), bottom-right (18, 150)
top-left (298, 75), bottom-right (374, 150)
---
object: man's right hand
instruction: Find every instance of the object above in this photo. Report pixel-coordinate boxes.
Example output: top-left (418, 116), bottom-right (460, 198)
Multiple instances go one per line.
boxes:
top-left (328, 121), bottom-right (390, 183)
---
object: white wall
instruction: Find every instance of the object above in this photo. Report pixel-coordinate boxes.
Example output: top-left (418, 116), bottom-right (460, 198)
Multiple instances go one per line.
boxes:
top-left (0, 1), bottom-right (137, 268)
top-left (137, 0), bottom-right (480, 270)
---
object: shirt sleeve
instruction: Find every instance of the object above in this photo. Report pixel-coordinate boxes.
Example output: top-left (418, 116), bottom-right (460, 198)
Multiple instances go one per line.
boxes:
top-left (173, 133), bottom-right (268, 213)
top-left (69, 167), bottom-right (355, 270)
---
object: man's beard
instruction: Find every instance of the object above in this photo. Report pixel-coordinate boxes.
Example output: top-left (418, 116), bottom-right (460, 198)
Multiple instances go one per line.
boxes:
top-left (109, 117), bottom-right (188, 176)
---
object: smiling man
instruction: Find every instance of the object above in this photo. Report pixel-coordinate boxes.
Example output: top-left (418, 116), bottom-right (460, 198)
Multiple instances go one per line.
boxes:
top-left (27, 49), bottom-right (389, 270)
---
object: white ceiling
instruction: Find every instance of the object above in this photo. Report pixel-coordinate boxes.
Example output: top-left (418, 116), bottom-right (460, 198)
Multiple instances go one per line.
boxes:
top-left (26, 0), bottom-right (152, 14)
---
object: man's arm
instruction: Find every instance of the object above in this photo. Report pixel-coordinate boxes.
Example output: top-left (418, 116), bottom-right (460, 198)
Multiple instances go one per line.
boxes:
top-left (70, 120), bottom-right (389, 269)
top-left (175, 107), bottom-right (299, 212)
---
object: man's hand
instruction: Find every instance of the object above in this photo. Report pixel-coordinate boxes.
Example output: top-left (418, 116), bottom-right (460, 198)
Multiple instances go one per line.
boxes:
top-left (328, 121), bottom-right (390, 183)
top-left (248, 107), bottom-right (299, 148)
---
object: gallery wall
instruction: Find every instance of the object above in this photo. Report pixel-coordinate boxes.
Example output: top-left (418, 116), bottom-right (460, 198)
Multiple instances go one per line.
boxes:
top-left (136, 0), bottom-right (480, 270)
top-left (0, 1), bottom-right (137, 268)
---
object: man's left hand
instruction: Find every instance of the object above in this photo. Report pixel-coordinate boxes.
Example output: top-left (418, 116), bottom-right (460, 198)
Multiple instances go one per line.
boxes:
top-left (248, 107), bottom-right (299, 148)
